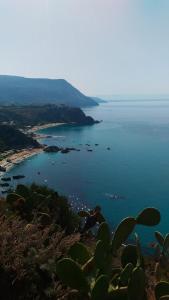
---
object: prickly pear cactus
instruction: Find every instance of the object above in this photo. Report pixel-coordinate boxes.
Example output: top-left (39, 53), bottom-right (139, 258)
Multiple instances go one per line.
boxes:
top-left (94, 240), bottom-right (108, 270)
top-left (155, 231), bottom-right (165, 247)
top-left (128, 266), bottom-right (146, 300)
top-left (136, 207), bottom-right (160, 226)
top-left (121, 245), bottom-right (138, 268)
top-left (119, 263), bottom-right (134, 286)
top-left (107, 287), bottom-right (128, 300)
top-left (163, 234), bottom-right (169, 252)
top-left (135, 233), bottom-right (144, 268)
top-left (97, 222), bottom-right (111, 247)
top-left (56, 258), bottom-right (89, 292)
top-left (82, 257), bottom-right (95, 275)
top-left (111, 217), bottom-right (136, 253)
top-left (155, 281), bottom-right (169, 300)
top-left (91, 275), bottom-right (109, 300)
top-left (69, 242), bottom-right (91, 265)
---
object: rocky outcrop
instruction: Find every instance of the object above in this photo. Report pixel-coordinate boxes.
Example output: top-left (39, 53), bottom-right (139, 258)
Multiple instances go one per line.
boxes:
top-left (43, 146), bottom-right (80, 154)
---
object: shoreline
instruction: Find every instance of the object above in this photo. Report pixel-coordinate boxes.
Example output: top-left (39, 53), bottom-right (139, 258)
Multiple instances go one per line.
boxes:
top-left (0, 122), bottom-right (66, 178)
top-left (28, 122), bottom-right (66, 133)
top-left (0, 147), bottom-right (43, 177)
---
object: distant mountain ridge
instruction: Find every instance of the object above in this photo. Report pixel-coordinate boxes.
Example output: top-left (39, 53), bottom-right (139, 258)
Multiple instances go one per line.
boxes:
top-left (0, 75), bottom-right (97, 107)
top-left (91, 97), bottom-right (107, 103)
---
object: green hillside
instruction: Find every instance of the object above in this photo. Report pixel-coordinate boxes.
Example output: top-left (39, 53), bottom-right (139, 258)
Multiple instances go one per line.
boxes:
top-left (0, 75), bottom-right (98, 107)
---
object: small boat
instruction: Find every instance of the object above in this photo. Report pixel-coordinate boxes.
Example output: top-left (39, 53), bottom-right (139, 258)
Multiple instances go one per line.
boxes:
top-left (105, 193), bottom-right (125, 200)
top-left (1, 177), bottom-right (11, 182)
top-left (0, 183), bottom-right (10, 187)
top-left (13, 175), bottom-right (25, 180)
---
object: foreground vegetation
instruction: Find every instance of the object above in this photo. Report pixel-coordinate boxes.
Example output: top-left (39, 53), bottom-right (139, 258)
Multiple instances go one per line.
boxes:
top-left (0, 184), bottom-right (169, 299)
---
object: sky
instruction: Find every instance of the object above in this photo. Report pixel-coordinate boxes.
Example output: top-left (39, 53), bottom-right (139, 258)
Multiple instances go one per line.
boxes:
top-left (0, 0), bottom-right (169, 96)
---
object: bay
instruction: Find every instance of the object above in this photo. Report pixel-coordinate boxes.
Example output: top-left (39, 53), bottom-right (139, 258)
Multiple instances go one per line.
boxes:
top-left (6, 100), bottom-right (169, 245)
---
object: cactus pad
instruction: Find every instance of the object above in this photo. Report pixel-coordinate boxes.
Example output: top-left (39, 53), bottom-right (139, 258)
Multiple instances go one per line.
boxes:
top-left (56, 258), bottom-right (89, 292)
top-left (97, 222), bottom-right (111, 247)
top-left (155, 231), bottom-right (165, 247)
top-left (69, 242), bottom-right (91, 265)
top-left (128, 267), bottom-right (146, 300)
top-left (136, 207), bottom-right (160, 226)
top-left (121, 245), bottom-right (138, 268)
top-left (111, 217), bottom-right (136, 253)
top-left (91, 275), bottom-right (109, 300)
top-left (155, 281), bottom-right (169, 300)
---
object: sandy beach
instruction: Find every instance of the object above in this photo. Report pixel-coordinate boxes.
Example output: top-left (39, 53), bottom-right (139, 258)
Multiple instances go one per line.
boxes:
top-left (0, 148), bottom-right (43, 176)
top-left (0, 123), bottom-right (65, 177)
top-left (28, 122), bottom-right (65, 133)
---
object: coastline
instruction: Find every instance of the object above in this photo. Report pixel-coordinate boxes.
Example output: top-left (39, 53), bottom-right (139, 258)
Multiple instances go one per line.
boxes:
top-left (0, 122), bottom-right (65, 178)
top-left (28, 122), bottom-right (66, 133)
top-left (0, 148), bottom-right (43, 177)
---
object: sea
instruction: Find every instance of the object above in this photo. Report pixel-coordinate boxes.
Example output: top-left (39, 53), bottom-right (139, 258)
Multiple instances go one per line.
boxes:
top-left (5, 100), bottom-right (169, 246)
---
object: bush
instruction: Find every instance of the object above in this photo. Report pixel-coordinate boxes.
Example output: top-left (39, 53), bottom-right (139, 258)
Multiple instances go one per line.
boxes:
top-left (6, 183), bottom-right (80, 233)
top-left (0, 215), bottom-right (80, 299)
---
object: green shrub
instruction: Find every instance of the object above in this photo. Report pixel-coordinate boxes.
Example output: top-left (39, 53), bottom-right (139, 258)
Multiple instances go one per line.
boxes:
top-left (6, 183), bottom-right (80, 233)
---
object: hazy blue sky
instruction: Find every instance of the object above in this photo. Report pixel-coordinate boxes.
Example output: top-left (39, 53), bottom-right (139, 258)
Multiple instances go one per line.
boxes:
top-left (0, 0), bottom-right (169, 95)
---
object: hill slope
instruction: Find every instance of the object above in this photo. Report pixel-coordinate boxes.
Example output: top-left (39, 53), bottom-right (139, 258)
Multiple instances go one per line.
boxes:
top-left (0, 125), bottom-right (39, 152)
top-left (0, 75), bottom-right (97, 107)
top-left (0, 105), bottom-right (98, 127)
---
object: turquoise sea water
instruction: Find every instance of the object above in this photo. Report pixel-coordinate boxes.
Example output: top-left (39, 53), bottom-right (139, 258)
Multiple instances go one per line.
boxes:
top-left (6, 101), bottom-right (169, 245)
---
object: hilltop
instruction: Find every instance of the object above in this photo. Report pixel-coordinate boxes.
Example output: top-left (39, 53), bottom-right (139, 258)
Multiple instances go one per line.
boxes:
top-left (0, 75), bottom-right (98, 107)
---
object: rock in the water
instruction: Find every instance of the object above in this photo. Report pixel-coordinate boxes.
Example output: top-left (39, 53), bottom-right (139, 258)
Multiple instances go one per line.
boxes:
top-left (44, 146), bottom-right (61, 153)
top-left (61, 148), bottom-right (70, 154)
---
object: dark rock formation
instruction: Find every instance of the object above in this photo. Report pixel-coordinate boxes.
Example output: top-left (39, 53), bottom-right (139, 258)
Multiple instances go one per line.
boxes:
top-left (44, 146), bottom-right (61, 153)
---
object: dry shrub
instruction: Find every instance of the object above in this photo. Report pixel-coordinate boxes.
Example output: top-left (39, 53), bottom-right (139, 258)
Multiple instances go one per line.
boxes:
top-left (0, 215), bottom-right (80, 300)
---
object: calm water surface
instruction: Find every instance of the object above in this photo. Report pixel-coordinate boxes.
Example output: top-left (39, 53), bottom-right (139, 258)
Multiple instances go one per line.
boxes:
top-left (6, 101), bottom-right (169, 244)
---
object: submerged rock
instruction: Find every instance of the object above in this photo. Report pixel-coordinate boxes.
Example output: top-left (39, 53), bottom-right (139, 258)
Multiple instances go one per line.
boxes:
top-left (61, 148), bottom-right (70, 154)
